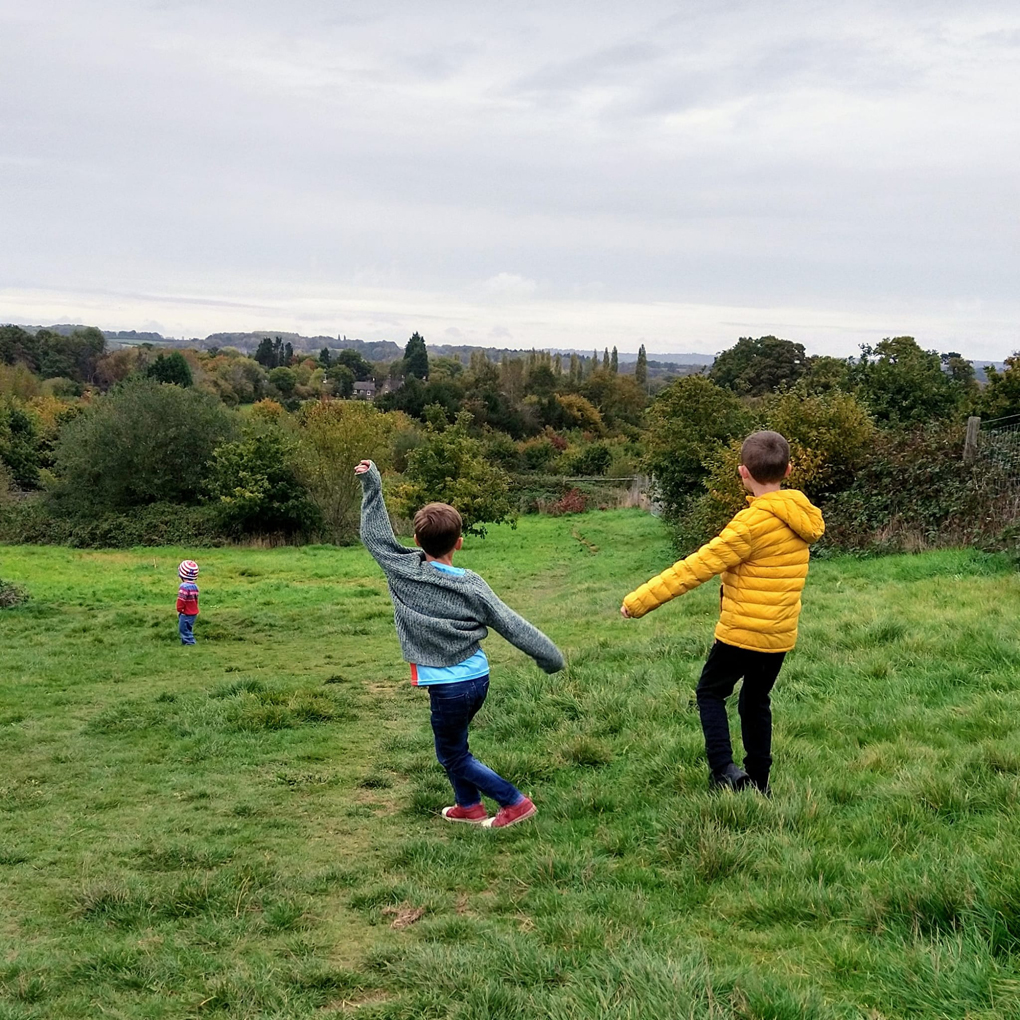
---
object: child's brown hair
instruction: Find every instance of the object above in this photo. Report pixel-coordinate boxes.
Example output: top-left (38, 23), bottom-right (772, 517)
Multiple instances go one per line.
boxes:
top-left (413, 503), bottom-right (462, 557)
top-left (740, 431), bottom-right (790, 483)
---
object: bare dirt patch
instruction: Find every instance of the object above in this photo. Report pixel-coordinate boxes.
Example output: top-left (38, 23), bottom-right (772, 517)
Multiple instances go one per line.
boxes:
top-left (382, 903), bottom-right (426, 929)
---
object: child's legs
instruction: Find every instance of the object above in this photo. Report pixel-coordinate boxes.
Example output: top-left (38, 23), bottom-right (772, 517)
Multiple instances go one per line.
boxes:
top-left (695, 642), bottom-right (744, 773)
top-left (736, 651), bottom-right (786, 780)
top-left (428, 676), bottom-right (522, 809)
top-left (179, 613), bottom-right (196, 645)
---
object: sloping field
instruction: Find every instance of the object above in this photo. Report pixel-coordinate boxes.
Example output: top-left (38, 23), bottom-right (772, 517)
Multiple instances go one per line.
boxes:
top-left (2, 510), bottom-right (1020, 1019)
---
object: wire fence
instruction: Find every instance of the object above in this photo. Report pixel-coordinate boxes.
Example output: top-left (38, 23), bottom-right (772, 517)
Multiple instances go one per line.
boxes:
top-left (979, 413), bottom-right (1020, 491)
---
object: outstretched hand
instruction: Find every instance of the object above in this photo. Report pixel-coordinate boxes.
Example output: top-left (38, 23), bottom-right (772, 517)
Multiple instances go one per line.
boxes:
top-left (354, 460), bottom-right (372, 476)
top-left (620, 603), bottom-right (631, 619)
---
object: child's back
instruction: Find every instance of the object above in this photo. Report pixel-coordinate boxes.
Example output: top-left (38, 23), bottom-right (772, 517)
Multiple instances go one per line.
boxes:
top-left (357, 465), bottom-right (562, 675)
top-left (625, 488), bottom-right (823, 652)
top-left (356, 460), bottom-right (563, 828)
top-left (622, 431), bottom-right (824, 794)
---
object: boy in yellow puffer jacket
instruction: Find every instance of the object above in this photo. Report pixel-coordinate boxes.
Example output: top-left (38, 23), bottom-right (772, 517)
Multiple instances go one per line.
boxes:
top-left (621, 431), bottom-right (824, 794)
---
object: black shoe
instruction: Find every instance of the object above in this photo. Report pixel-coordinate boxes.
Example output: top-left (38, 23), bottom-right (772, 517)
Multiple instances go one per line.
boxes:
top-left (709, 763), bottom-right (750, 791)
top-left (745, 771), bottom-right (771, 797)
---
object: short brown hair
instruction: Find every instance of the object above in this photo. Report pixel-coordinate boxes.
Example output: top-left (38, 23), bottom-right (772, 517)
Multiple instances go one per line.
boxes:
top-left (413, 502), bottom-right (462, 557)
top-left (740, 431), bottom-right (790, 483)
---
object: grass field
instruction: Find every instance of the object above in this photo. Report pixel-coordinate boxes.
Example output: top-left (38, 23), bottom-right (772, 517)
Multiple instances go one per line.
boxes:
top-left (3, 510), bottom-right (1020, 1019)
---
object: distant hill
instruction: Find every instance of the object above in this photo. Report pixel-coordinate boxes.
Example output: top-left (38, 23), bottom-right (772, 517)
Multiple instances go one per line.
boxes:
top-left (973, 362), bottom-right (1006, 384)
top-left (202, 332), bottom-right (403, 362)
top-left (622, 351), bottom-right (716, 366)
top-left (7, 321), bottom-right (1008, 380)
top-left (427, 343), bottom-right (709, 366)
top-left (104, 329), bottom-right (169, 342)
top-left (10, 324), bottom-right (718, 371)
top-left (13, 323), bottom-right (121, 338)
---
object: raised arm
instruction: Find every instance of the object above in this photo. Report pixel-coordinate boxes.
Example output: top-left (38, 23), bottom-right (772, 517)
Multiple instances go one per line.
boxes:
top-left (479, 585), bottom-right (565, 674)
top-left (356, 460), bottom-right (417, 569)
top-left (622, 515), bottom-right (753, 619)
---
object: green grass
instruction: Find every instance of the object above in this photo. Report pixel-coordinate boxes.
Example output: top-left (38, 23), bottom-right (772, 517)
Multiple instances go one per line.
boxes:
top-left (2, 510), bottom-right (1020, 1018)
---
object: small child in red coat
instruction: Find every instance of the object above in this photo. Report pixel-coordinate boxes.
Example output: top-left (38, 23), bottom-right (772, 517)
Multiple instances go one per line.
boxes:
top-left (176, 560), bottom-right (200, 645)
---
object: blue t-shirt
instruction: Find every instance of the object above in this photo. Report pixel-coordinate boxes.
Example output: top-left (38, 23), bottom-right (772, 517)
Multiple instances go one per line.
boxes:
top-left (409, 562), bottom-right (490, 686)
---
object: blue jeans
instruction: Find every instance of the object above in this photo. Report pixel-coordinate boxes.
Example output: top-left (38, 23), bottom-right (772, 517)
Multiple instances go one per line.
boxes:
top-left (428, 675), bottom-right (522, 809)
top-left (179, 613), bottom-right (197, 645)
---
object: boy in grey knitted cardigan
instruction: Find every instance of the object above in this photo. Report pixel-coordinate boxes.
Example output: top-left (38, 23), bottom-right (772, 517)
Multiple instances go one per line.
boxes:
top-left (356, 460), bottom-right (564, 828)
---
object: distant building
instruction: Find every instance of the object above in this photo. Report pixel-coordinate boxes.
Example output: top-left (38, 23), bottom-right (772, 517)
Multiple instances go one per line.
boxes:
top-left (352, 381), bottom-right (376, 400)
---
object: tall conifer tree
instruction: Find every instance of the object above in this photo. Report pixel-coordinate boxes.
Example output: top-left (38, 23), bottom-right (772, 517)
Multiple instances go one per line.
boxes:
top-left (403, 332), bottom-right (430, 379)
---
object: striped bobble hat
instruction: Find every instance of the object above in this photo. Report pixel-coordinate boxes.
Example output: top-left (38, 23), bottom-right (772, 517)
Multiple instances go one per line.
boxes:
top-left (178, 560), bottom-right (199, 581)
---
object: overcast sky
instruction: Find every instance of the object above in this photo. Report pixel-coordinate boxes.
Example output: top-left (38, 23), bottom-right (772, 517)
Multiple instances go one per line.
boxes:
top-left (2, 0), bottom-right (1018, 359)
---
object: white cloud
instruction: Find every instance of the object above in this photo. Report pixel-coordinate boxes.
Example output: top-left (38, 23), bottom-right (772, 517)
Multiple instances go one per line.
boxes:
top-left (1, 0), bottom-right (1018, 360)
top-left (475, 273), bottom-right (539, 302)
top-left (3, 281), bottom-right (1015, 360)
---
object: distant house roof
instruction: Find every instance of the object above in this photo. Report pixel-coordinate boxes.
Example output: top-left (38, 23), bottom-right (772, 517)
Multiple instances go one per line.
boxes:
top-left (353, 381), bottom-right (375, 392)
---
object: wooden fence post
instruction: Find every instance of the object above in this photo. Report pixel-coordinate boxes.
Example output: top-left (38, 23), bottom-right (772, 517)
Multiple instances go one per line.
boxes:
top-left (963, 416), bottom-right (981, 464)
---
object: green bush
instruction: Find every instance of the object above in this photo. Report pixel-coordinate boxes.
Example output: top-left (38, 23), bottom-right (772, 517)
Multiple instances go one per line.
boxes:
top-left (644, 376), bottom-right (752, 520)
top-left (0, 399), bottom-right (41, 488)
top-left (0, 495), bottom-right (223, 548)
top-left (51, 378), bottom-right (233, 512)
top-left (146, 351), bottom-right (193, 387)
top-left (980, 354), bottom-right (1020, 420)
top-left (695, 389), bottom-right (877, 525)
top-left (268, 366), bottom-right (298, 397)
top-left (519, 436), bottom-right (558, 472)
top-left (208, 423), bottom-right (319, 539)
top-left (391, 425), bottom-right (423, 474)
top-left (561, 441), bottom-right (612, 477)
top-left (292, 400), bottom-right (399, 544)
top-left (669, 389), bottom-right (877, 554)
top-left (821, 424), bottom-right (1019, 553)
top-left (390, 413), bottom-right (516, 537)
top-left (482, 430), bottom-right (522, 473)
top-left (766, 388), bottom-right (876, 497)
top-left (670, 423), bottom-right (1020, 556)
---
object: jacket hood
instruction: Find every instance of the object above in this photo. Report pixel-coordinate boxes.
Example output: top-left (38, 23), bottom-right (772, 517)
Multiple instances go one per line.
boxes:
top-left (748, 489), bottom-right (825, 543)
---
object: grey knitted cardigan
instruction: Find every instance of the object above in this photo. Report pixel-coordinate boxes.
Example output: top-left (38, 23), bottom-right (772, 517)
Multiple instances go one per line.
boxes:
top-left (358, 463), bottom-right (564, 674)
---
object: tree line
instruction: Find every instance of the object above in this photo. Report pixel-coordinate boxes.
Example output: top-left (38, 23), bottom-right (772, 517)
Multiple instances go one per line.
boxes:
top-left (2, 322), bottom-right (1019, 551)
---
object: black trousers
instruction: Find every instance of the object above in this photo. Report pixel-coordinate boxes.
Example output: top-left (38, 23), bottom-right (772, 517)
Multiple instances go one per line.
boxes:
top-left (695, 640), bottom-right (786, 778)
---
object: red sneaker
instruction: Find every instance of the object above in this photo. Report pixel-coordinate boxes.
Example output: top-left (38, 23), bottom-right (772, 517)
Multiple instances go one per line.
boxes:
top-left (482, 797), bottom-right (537, 829)
top-left (441, 803), bottom-right (488, 824)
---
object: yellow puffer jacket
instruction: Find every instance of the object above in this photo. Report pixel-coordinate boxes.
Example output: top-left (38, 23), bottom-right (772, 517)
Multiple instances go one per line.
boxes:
top-left (624, 489), bottom-right (825, 652)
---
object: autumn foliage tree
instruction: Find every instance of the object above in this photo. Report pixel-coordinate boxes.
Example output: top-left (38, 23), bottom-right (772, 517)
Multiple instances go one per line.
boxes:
top-left (390, 412), bottom-right (516, 537)
top-left (292, 400), bottom-right (401, 543)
